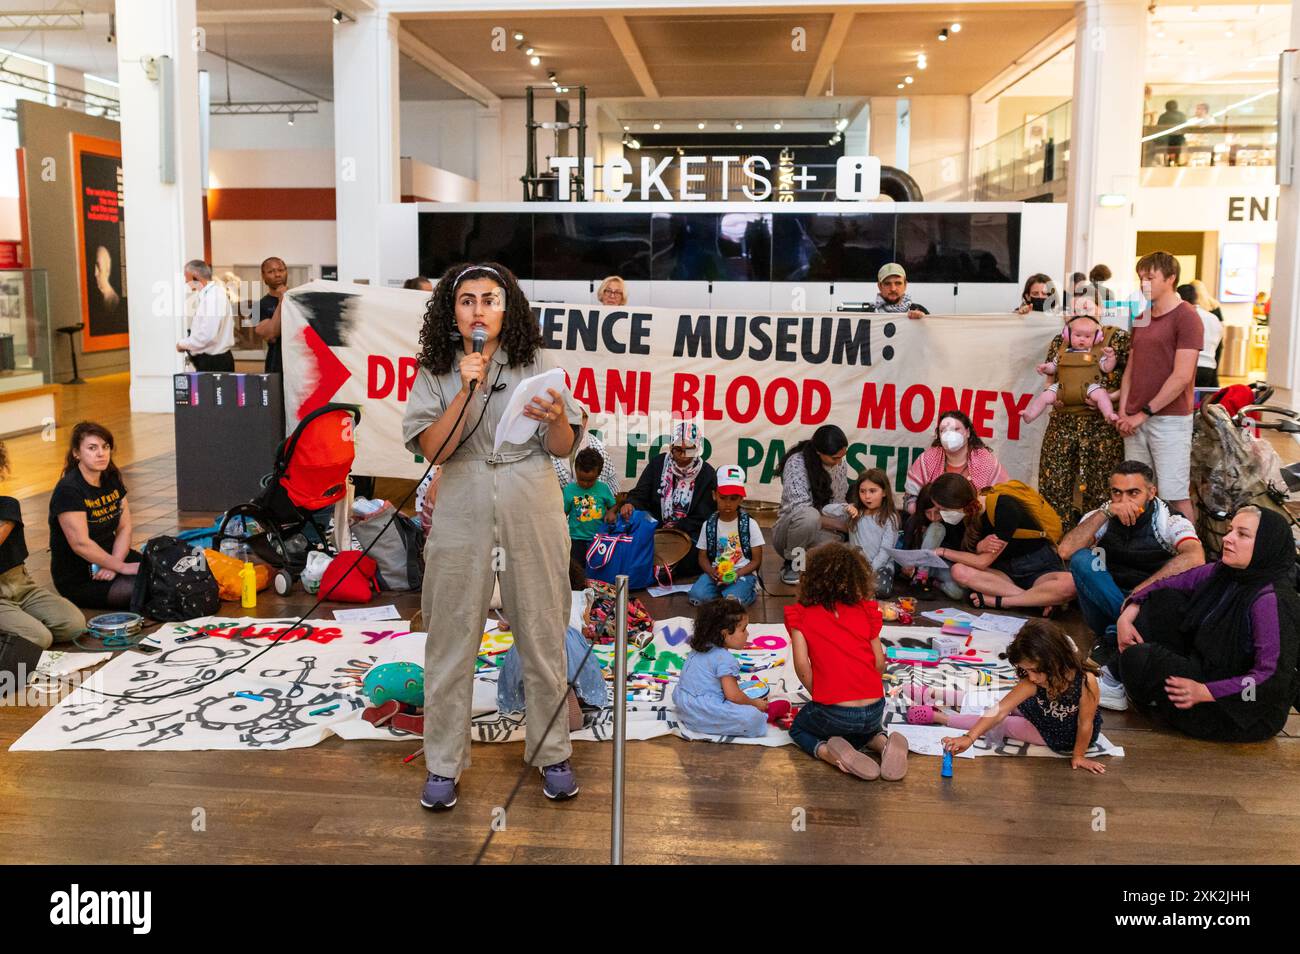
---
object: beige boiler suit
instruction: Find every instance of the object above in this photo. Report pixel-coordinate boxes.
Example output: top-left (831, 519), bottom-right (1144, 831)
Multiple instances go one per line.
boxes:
top-left (402, 346), bottom-right (583, 778)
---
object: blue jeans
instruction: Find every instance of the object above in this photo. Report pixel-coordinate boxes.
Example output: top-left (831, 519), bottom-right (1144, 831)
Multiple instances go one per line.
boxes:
top-left (688, 572), bottom-right (757, 607)
top-left (788, 699), bottom-right (885, 757)
top-left (1068, 548), bottom-right (1129, 648)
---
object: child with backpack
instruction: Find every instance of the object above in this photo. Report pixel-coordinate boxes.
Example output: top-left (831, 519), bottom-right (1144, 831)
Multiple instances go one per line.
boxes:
top-left (927, 473), bottom-right (1076, 614)
top-left (688, 465), bottom-right (763, 608)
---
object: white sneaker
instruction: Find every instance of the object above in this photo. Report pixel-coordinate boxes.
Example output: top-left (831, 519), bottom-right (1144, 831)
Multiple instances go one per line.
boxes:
top-left (1098, 674), bottom-right (1129, 711)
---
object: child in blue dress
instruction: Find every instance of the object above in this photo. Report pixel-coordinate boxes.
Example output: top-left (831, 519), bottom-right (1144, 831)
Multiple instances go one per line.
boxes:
top-left (673, 597), bottom-right (769, 738)
top-left (688, 465), bottom-right (763, 608)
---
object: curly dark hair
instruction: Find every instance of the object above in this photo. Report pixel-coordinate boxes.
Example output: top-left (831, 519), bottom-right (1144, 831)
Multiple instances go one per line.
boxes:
top-left (574, 447), bottom-right (604, 475)
top-left (778, 424), bottom-right (848, 510)
top-left (415, 262), bottom-right (543, 374)
top-left (1007, 619), bottom-right (1099, 700)
top-left (690, 597), bottom-right (748, 653)
top-left (930, 410), bottom-right (989, 452)
top-left (797, 542), bottom-right (875, 611)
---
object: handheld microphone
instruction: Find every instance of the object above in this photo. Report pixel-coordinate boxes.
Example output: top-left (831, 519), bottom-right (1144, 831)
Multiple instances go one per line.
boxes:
top-left (469, 326), bottom-right (487, 392)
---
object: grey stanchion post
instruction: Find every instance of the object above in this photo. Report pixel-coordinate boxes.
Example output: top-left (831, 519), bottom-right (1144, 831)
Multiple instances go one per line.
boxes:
top-left (611, 573), bottom-right (629, 865)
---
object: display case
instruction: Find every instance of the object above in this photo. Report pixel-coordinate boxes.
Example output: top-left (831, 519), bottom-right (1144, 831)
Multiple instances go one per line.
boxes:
top-left (0, 269), bottom-right (53, 393)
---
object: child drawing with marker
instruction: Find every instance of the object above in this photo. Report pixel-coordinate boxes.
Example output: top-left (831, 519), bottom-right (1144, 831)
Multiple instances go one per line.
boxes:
top-left (784, 542), bottom-right (909, 781)
top-left (914, 619), bottom-right (1106, 773)
top-left (673, 598), bottom-right (771, 738)
top-left (824, 469), bottom-right (901, 597)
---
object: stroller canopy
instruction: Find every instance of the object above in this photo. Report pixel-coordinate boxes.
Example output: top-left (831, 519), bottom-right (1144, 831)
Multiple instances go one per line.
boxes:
top-left (277, 404), bottom-right (361, 511)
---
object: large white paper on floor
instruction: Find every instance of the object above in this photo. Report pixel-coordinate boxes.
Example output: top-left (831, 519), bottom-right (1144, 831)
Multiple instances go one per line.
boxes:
top-left (12, 613), bottom-right (1120, 758)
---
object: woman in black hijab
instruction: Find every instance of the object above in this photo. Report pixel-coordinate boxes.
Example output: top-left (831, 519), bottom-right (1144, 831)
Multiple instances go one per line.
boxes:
top-left (1113, 506), bottom-right (1298, 742)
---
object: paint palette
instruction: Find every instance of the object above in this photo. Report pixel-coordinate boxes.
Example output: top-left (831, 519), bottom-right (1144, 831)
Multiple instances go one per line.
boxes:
top-left (739, 677), bottom-right (770, 699)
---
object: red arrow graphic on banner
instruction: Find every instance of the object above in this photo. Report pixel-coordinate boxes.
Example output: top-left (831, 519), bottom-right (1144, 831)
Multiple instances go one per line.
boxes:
top-left (298, 325), bottom-right (351, 419)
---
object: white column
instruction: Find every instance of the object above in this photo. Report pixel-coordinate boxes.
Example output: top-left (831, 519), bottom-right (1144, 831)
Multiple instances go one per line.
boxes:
top-left (51, 65), bottom-right (85, 111)
top-left (1266, 1), bottom-right (1300, 395)
top-left (116, 0), bottom-right (204, 413)
top-left (1065, 0), bottom-right (1147, 285)
top-left (333, 12), bottom-right (400, 284)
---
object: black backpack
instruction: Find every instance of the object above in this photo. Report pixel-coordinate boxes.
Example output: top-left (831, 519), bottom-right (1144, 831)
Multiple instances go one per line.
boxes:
top-left (130, 535), bottom-right (222, 622)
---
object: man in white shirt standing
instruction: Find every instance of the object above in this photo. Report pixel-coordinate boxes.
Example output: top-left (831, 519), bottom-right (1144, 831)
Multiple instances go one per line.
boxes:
top-left (176, 259), bottom-right (235, 372)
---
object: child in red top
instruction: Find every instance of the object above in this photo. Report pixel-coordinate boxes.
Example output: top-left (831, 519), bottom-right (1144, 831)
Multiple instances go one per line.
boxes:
top-left (783, 542), bottom-right (909, 781)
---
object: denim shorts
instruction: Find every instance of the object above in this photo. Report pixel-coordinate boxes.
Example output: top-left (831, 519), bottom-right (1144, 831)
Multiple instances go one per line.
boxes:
top-left (995, 543), bottom-right (1064, 590)
top-left (788, 699), bottom-right (885, 758)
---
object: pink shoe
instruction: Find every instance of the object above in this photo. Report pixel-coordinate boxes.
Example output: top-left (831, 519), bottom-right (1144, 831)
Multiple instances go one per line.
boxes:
top-left (906, 705), bottom-right (935, 725)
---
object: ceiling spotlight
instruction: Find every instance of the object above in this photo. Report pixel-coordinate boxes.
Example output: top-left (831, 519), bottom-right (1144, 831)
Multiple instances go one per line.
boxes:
top-left (951, 22), bottom-right (962, 32)
top-left (653, 122), bottom-right (661, 130)
top-left (525, 46), bottom-right (535, 55)
top-left (773, 122), bottom-right (782, 130)
top-left (287, 113), bottom-right (295, 126)
top-left (1157, 30), bottom-right (1166, 38)
top-left (529, 55), bottom-right (540, 66)
top-left (897, 82), bottom-right (905, 89)
top-left (623, 125), bottom-right (630, 131)
top-left (332, 9), bottom-right (346, 24)
top-left (513, 32), bottom-right (524, 41)
top-left (630, 138), bottom-right (641, 150)
top-left (918, 53), bottom-right (928, 69)
top-left (734, 121), bottom-right (743, 130)
top-left (697, 121), bottom-right (706, 129)
top-left (938, 28), bottom-right (949, 41)
top-left (905, 75), bottom-right (914, 84)
top-left (1225, 28), bottom-right (1235, 37)
top-left (558, 86), bottom-right (569, 93)
top-left (836, 117), bottom-right (849, 130)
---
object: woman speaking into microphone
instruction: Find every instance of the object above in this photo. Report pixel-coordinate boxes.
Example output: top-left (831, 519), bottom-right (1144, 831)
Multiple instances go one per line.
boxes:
top-left (402, 262), bottom-right (583, 810)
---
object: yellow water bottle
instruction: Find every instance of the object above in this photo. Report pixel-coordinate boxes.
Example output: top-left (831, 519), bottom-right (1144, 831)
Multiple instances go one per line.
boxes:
top-left (240, 561), bottom-right (257, 609)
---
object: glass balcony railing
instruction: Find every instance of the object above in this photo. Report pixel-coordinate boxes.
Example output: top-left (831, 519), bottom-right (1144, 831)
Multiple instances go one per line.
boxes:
top-left (1141, 89), bottom-right (1278, 167)
top-left (971, 101), bottom-right (1071, 201)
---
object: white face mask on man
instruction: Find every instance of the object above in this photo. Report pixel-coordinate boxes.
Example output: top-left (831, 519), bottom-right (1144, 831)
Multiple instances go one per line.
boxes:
top-left (939, 509), bottom-right (966, 525)
top-left (939, 429), bottom-right (967, 453)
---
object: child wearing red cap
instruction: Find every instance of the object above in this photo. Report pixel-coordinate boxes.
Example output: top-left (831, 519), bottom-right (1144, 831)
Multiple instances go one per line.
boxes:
top-left (688, 465), bottom-right (763, 608)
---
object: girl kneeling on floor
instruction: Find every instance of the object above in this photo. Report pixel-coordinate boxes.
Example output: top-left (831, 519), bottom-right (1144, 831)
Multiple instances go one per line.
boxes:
top-left (784, 542), bottom-right (908, 781)
top-left (918, 619), bottom-right (1106, 774)
top-left (673, 597), bottom-right (769, 738)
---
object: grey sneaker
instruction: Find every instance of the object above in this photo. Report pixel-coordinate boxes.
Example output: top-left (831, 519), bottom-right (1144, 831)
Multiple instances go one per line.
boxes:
top-left (780, 560), bottom-right (799, 586)
top-left (420, 772), bottom-right (457, 810)
top-left (540, 759), bottom-right (579, 800)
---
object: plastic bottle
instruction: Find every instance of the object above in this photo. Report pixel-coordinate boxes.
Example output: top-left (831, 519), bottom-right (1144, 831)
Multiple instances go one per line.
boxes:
top-left (240, 561), bottom-right (257, 608)
top-left (941, 749), bottom-right (954, 779)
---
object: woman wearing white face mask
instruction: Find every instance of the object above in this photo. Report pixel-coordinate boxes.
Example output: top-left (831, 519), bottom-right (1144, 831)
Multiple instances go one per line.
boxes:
top-left (928, 474), bottom-right (1076, 613)
top-left (902, 411), bottom-right (1008, 515)
top-left (900, 482), bottom-right (968, 601)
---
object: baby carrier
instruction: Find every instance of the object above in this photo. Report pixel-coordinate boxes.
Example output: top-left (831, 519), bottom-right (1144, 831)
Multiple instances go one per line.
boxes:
top-left (1189, 384), bottom-right (1300, 559)
top-left (1054, 325), bottom-right (1119, 411)
top-left (214, 403), bottom-right (362, 595)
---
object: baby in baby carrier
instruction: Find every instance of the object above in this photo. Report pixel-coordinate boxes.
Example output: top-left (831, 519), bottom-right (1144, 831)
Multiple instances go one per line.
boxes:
top-left (1022, 309), bottom-right (1119, 424)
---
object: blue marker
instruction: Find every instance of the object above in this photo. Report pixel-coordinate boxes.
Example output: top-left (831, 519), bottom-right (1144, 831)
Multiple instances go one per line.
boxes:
top-left (941, 749), bottom-right (954, 778)
top-left (234, 691), bottom-right (265, 702)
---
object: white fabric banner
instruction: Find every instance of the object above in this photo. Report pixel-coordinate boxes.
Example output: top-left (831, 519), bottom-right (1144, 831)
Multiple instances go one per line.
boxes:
top-left (280, 282), bottom-right (1061, 497)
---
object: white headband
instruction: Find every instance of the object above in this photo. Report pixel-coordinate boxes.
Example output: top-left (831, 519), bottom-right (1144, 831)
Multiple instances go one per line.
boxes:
top-left (453, 265), bottom-right (503, 288)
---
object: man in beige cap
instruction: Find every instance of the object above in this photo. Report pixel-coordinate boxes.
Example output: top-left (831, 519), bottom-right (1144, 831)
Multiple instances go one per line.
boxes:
top-left (873, 263), bottom-right (928, 320)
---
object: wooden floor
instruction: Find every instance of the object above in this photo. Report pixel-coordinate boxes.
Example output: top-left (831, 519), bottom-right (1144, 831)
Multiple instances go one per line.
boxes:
top-left (1, 374), bottom-right (1299, 864)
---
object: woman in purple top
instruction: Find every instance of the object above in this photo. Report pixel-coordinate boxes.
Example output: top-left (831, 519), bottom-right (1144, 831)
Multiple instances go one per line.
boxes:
top-left (1113, 506), bottom-right (1298, 742)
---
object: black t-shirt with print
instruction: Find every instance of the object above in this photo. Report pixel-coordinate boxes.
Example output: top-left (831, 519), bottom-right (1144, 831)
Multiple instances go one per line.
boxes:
top-left (0, 496), bottom-right (28, 574)
top-left (48, 469), bottom-right (127, 590)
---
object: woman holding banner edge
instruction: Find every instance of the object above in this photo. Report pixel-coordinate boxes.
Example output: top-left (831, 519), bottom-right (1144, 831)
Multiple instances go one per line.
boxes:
top-left (402, 262), bottom-right (585, 811)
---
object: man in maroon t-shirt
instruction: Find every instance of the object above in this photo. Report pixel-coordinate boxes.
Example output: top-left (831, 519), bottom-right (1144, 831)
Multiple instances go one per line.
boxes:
top-left (1116, 251), bottom-right (1202, 520)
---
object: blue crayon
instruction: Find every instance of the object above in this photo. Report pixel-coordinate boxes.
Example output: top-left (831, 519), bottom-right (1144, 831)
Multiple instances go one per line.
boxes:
top-left (941, 749), bottom-right (954, 778)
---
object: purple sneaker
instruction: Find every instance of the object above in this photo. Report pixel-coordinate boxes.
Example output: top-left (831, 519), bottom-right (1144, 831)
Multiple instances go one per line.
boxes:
top-left (540, 760), bottom-right (579, 800)
top-left (420, 772), bottom-right (457, 810)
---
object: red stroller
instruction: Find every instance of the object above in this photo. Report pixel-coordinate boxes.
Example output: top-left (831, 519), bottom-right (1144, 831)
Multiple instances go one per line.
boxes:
top-left (215, 403), bottom-right (361, 595)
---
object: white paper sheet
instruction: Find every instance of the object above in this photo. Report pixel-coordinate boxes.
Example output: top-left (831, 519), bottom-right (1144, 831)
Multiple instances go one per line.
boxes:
top-left (972, 613), bottom-right (1029, 635)
top-left (647, 582), bottom-right (693, 597)
top-left (493, 367), bottom-right (568, 451)
top-left (332, 605), bottom-right (403, 622)
top-left (921, 608), bottom-right (975, 625)
top-left (884, 547), bottom-right (951, 570)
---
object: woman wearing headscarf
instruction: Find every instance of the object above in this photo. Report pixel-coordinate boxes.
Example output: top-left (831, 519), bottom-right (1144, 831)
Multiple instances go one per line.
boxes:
top-left (902, 410), bottom-right (1008, 515)
top-left (772, 424), bottom-right (851, 585)
top-left (621, 420), bottom-right (717, 576)
top-left (1115, 506), bottom-right (1299, 742)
